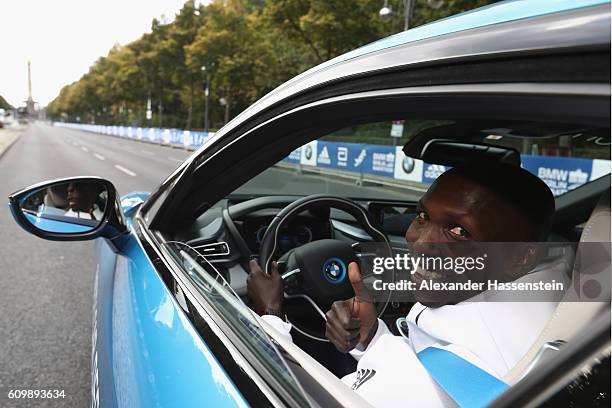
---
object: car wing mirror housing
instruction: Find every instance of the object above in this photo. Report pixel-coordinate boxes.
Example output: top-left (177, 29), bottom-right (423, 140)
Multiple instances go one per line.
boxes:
top-left (8, 177), bottom-right (129, 251)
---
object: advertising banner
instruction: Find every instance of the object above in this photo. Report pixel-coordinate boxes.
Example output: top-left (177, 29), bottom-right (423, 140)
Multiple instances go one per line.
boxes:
top-left (300, 141), bottom-right (318, 166)
top-left (285, 148), bottom-right (301, 163)
top-left (190, 132), bottom-right (206, 148)
top-left (52, 123), bottom-right (609, 194)
top-left (366, 144), bottom-right (396, 177)
top-left (521, 155), bottom-right (593, 196)
top-left (591, 159), bottom-right (612, 181)
top-left (315, 141), bottom-right (363, 171)
top-left (394, 147), bottom-right (424, 182)
top-left (422, 163), bottom-right (448, 184)
top-left (312, 142), bottom-right (396, 177)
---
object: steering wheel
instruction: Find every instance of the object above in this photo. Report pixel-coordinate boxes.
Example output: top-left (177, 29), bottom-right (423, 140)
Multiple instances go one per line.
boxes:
top-left (258, 194), bottom-right (393, 341)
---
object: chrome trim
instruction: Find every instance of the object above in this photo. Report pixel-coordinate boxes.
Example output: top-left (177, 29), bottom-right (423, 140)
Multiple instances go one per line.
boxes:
top-left (281, 268), bottom-right (301, 280)
top-left (356, 253), bottom-right (377, 258)
top-left (193, 241), bottom-right (230, 257)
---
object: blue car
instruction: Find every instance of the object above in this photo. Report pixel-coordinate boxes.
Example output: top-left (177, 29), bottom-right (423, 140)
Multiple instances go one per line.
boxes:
top-left (9, 1), bottom-right (611, 407)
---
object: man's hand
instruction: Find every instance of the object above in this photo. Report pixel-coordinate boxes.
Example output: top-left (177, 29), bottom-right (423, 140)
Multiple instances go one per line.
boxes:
top-left (247, 259), bottom-right (284, 315)
top-left (325, 262), bottom-right (378, 353)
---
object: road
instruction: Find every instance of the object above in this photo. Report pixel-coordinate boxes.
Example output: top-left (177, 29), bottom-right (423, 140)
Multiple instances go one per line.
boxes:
top-left (0, 123), bottom-right (190, 407)
top-left (0, 123), bottom-right (423, 407)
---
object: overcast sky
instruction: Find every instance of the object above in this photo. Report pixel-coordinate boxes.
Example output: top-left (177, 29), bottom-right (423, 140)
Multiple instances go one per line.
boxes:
top-left (1, 0), bottom-right (190, 107)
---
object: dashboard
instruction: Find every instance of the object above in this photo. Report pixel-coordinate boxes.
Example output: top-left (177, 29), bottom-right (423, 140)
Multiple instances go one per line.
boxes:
top-left (176, 195), bottom-right (414, 266)
top-left (170, 195), bottom-right (417, 338)
top-left (238, 211), bottom-right (329, 254)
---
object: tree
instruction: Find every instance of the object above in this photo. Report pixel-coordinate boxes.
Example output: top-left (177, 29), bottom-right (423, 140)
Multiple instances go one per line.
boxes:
top-left (46, 0), bottom-right (499, 128)
top-left (0, 95), bottom-right (13, 111)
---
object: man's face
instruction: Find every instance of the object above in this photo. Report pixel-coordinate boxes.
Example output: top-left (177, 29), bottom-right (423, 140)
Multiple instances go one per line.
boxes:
top-left (404, 170), bottom-right (535, 306)
top-left (67, 183), bottom-right (96, 212)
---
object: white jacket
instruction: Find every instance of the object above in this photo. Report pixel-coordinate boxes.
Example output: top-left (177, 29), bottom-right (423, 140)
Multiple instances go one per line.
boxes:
top-left (263, 263), bottom-right (568, 407)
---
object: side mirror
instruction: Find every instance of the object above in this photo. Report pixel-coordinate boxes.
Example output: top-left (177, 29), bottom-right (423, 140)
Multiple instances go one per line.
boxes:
top-left (8, 177), bottom-right (128, 248)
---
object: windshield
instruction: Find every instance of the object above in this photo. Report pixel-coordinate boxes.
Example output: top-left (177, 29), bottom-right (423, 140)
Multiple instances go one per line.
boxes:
top-left (235, 120), bottom-right (611, 199)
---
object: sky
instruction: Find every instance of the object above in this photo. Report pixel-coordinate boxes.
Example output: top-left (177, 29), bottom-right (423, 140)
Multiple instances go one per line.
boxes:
top-left (0, 0), bottom-right (191, 107)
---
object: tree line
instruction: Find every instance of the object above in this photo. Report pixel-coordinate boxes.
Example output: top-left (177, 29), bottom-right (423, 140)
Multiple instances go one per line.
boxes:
top-left (47, 0), bottom-right (495, 131)
top-left (0, 95), bottom-right (13, 111)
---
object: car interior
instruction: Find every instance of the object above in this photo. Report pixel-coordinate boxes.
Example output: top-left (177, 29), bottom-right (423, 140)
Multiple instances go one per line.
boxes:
top-left (157, 118), bottom-right (610, 406)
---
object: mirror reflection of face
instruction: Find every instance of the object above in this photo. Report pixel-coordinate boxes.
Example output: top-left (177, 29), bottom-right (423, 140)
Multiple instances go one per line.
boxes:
top-left (66, 182), bottom-right (98, 212)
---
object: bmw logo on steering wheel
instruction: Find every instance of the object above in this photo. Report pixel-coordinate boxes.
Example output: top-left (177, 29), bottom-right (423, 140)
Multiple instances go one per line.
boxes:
top-left (322, 258), bottom-right (347, 284)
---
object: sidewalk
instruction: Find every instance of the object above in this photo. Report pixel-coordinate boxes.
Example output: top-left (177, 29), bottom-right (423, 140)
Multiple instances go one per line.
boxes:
top-left (0, 125), bottom-right (24, 158)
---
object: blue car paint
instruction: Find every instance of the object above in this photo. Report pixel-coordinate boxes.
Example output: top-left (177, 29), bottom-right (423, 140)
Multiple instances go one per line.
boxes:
top-left (24, 211), bottom-right (94, 233)
top-left (120, 192), bottom-right (150, 217)
top-left (91, 194), bottom-right (248, 407)
top-left (299, 0), bottom-right (610, 76)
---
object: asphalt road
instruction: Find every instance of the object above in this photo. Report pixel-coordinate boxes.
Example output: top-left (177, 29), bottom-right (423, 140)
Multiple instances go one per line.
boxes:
top-left (0, 123), bottom-right (190, 407)
top-left (0, 123), bottom-right (423, 407)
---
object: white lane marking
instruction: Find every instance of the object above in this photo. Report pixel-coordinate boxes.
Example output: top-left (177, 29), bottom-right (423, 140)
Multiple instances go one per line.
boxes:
top-left (168, 157), bottom-right (183, 163)
top-left (72, 142), bottom-right (79, 147)
top-left (114, 164), bottom-right (137, 177)
top-left (142, 150), bottom-right (155, 155)
top-left (81, 146), bottom-right (89, 152)
top-left (93, 153), bottom-right (105, 161)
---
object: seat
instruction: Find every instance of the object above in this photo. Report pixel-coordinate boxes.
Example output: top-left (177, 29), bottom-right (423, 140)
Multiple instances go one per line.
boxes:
top-left (504, 189), bottom-right (611, 384)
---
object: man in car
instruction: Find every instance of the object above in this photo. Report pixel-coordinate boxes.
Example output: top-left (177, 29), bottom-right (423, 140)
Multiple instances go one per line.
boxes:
top-left (248, 163), bottom-right (565, 407)
top-left (64, 182), bottom-right (104, 220)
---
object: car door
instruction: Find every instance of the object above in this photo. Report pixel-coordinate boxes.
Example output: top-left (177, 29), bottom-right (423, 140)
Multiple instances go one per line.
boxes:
top-left (92, 197), bottom-right (254, 408)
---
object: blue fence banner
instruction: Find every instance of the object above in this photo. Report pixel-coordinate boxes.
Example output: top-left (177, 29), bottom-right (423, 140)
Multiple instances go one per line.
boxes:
top-left (365, 144), bottom-right (397, 177)
top-left (521, 155), bottom-right (594, 196)
top-left (53, 122), bottom-right (213, 150)
top-left (315, 141), bottom-right (363, 171)
top-left (311, 141), bottom-right (397, 177)
top-left (54, 123), bottom-right (610, 195)
top-left (300, 141), bottom-right (318, 166)
top-left (394, 146), bottom-right (424, 183)
top-left (422, 163), bottom-right (448, 184)
top-left (285, 148), bottom-right (301, 163)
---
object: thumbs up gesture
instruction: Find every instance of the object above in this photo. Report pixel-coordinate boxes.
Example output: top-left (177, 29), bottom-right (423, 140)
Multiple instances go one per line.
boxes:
top-left (325, 262), bottom-right (378, 353)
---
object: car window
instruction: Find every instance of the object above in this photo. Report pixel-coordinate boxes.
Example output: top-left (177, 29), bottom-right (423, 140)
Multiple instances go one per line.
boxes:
top-left (234, 120), bottom-right (611, 199)
top-left (163, 241), bottom-right (310, 406)
top-left (234, 119), bottom-right (443, 201)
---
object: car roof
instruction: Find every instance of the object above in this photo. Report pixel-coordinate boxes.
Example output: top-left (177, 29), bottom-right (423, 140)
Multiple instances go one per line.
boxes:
top-left (305, 0), bottom-right (610, 74)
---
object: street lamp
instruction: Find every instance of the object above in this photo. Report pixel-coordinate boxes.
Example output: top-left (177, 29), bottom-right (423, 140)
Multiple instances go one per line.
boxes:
top-left (219, 96), bottom-right (229, 125)
top-left (380, 0), bottom-right (442, 31)
top-left (201, 65), bottom-right (210, 133)
top-left (379, 0), bottom-right (392, 21)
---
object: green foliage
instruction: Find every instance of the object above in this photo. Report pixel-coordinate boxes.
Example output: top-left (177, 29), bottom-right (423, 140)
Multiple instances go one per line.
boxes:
top-left (47, 0), bottom-right (496, 129)
top-left (0, 95), bottom-right (13, 111)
